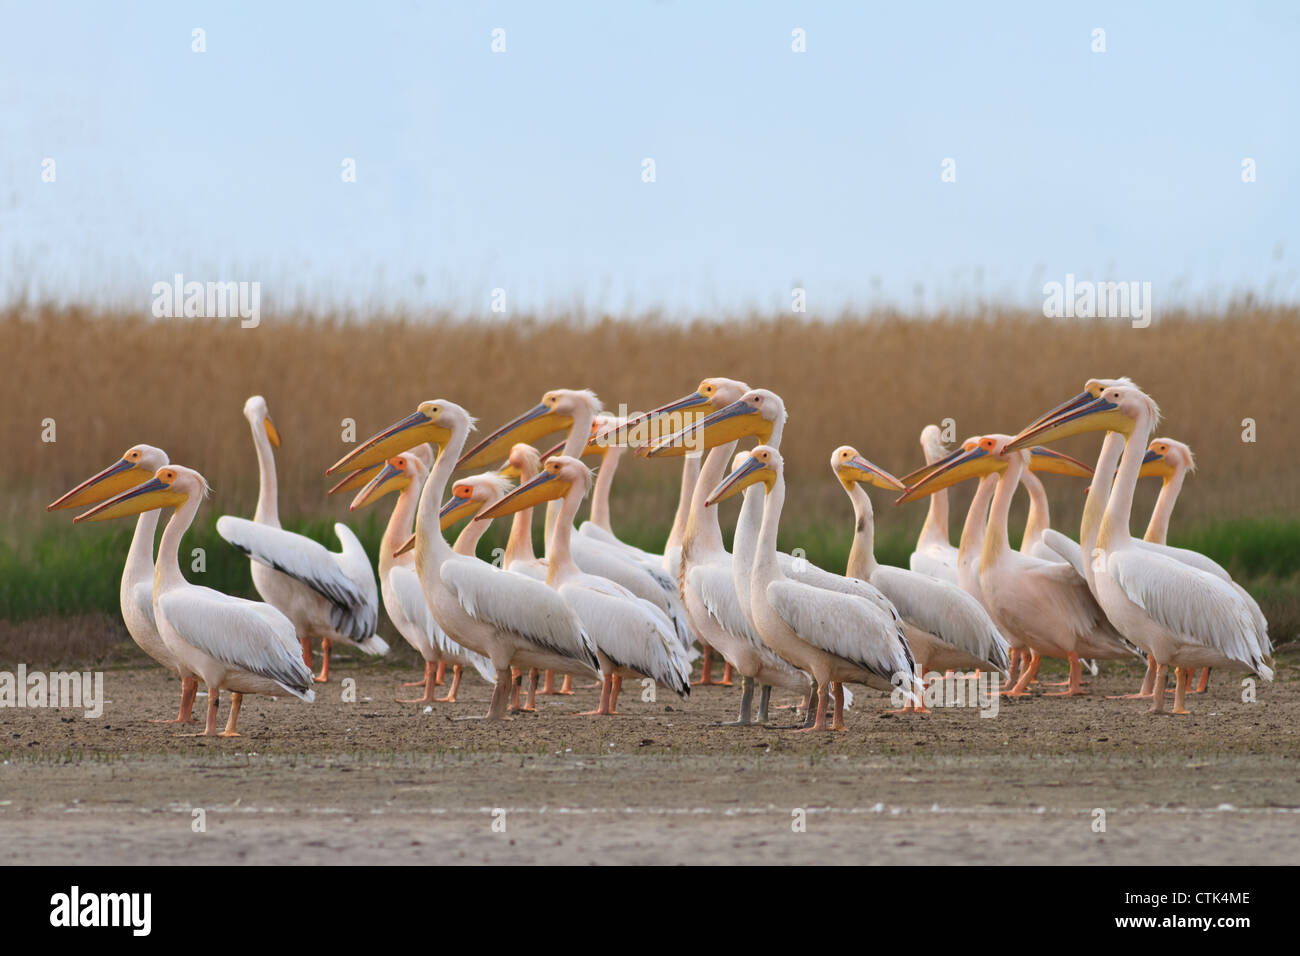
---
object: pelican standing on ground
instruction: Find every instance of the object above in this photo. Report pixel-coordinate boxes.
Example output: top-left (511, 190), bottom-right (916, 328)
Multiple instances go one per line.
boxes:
top-left (326, 400), bottom-right (602, 720)
top-left (460, 388), bottom-right (696, 658)
top-left (832, 446), bottom-right (1009, 697)
top-left (217, 396), bottom-right (386, 682)
top-left (900, 436), bottom-right (1139, 696)
top-left (707, 447), bottom-right (917, 731)
top-left (349, 449), bottom-right (496, 704)
top-left (1010, 383), bottom-right (1272, 713)
top-left (76, 465), bottom-right (315, 735)
top-left (479, 455), bottom-right (691, 714)
top-left (48, 444), bottom-right (198, 723)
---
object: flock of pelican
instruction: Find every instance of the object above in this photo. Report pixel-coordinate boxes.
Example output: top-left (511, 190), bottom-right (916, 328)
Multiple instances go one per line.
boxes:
top-left (45, 376), bottom-right (1272, 735)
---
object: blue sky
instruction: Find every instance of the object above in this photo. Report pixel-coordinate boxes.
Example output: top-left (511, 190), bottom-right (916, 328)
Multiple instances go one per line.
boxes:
top-left (2, 1), bottom-right (1297, 316)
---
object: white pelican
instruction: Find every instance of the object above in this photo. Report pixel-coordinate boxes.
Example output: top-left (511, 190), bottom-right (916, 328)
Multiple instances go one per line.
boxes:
top-left (832, 446), bottom-right (1009, 694)
top-left (217, 395), bottom-right (385, 682)
top-left (649, 386), bottom-right (909, 722)
top-left (641, 377), bottom-right (811, 723)
top-left (348, 449), bottom-right (495, 704)
top-left (48, 444), bottom-right (198, 723)
top-left (76, 465), bottom-right (315, 735)
top-left (899, 435), bottom-right (1140, 696)
top-left (461, 388), bottom-right (696, 657)
top-left (326, 400), bottom-right (601, 720)
top-left (1006, 382), bottom-right (1272, 713)
top-left (1013, 385), bottom-right (1268, 712)
top-left (707, 446), bottom-right (917, 731)
top-left (908, 425), bottom-right (959, 583)
top-left (478, 455), bottom-right (692, 715)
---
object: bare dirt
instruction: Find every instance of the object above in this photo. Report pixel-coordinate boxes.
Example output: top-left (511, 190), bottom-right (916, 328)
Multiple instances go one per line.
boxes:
top-left (2, 642), bottom-right (1298, 865)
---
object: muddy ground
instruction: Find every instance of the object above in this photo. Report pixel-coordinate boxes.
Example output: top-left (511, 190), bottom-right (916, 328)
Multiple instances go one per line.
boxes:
top-left (1, 641), bottom-right (1297, 865)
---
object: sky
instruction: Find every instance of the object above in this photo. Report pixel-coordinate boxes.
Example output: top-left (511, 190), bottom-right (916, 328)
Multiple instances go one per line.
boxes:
top-left (1, 1), bottom-right (1297, 317)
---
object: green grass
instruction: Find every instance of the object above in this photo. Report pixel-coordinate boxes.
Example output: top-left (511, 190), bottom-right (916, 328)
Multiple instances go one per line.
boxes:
top-left (4, 517), bottom-right (1299, 644)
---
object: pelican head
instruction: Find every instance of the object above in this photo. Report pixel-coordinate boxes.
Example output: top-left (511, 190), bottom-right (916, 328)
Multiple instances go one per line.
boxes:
top-left (244, 394), bottom-right (281, 448)
top-left (326, 401), bottom-right (470, 475)
top-left (328, 442), bottom-right (434, 497)
top-left (475, 455), bottom-right (592, 521)
top-left (705, 445), bottom-right (781, 506)
top-left (606, 377), bottom-right (750, 451)
top-left (439, 472), bottom-right (516, 530)
top-left (647, 387), bottom-right (784, 459)
top-left (1006, 382), bottom-right (1159, 452)
top-left (1140, 437), bottom-right (1194, 479)
top-left (48, 444), bottom-right (170, 512)
top-left (74, 465), bottom-right (209, 523)
top-left (499, 442), bottom-right (543, 481)
top-left (349, 452), bottom-right (428, 511)
top-left (895, 436), bottom-right (1008, 504)
top-left (831, 446), bottom-right (905, 492)
top-left (457, 388), bottom-right (601, 471)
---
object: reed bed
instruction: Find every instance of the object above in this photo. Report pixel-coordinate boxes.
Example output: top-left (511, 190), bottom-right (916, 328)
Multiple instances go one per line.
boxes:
top-left (3, 304), bottom-right (1298, 626)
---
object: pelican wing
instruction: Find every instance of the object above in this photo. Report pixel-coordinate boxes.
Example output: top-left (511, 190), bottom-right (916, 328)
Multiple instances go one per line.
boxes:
top-left (688, 563), bottom-right (762, 648)
top-left (909, 551), bottom-right (959, 584)
top-left (560, 578), bottom-right (691, 696)
top-left (390, 565), bottom-right (495, 684)
top-left (1042, 529), bottom-right (1086, 578)
top-left (765, 578), bottom-right (915, 685)
top-left (1106, 548), bottom-right (1272, 677)
top-left (439, 558), bottom-right (600, 673)
top-left (216, 516), bottom-right (379, 644)
top-left (157, 586), bottom-right (315, 699)
top-left (576, 522), bottom-right (662, 566)
top-left (572, 536), bottom-right (695, 653)
top-left (870, 565), bottom-right (1009, 671)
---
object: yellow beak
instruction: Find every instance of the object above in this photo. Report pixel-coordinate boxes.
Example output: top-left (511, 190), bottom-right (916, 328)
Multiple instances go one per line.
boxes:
top-left (607, 389), bottom-right (715, 451)
top-left (48, 458), bottom-right (152, 512)
top-left (328, 462), bottom-right (383, 496)
top-left (350, 461), bottom-right (411, 511)
top-left (264, 416), bottom-right (282, 448)
top-left (836, 452), bottom-right (905, 491)
top-left (1027, 446), bottom-right (1094, 479)
top-left (895, 446), bottom-right (1005, 504)
top-left (1139, 449), bottom-right (1174, 479)
top-left (1006, 394), bottom-right (1134, 452)
top-left (394, 533), bottom-right (416, 557)
top-left (897, 442), bottom-right (969, 488)
top-left (647, 400), bottom-right (771, 458)
top-left (705, 454), bottom-right (776, 506)
top-left (458, 403), bottom-right (572, 472)
top-left (73, 474), bottom-right (188, 523)
top-left (327, 410), bottom-right (452, 475)
top-left (476, 469), bottom-right (571, 521)
top-left (439, 492), bottom-right (483, 530)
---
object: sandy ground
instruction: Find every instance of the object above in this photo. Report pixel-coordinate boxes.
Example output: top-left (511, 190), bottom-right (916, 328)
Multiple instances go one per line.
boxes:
top-left (2, 647), bottom-right (1298, 865)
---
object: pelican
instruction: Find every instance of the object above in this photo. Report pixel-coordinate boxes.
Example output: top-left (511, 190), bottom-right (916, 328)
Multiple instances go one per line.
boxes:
top-left (48, 444), bottom-right (197, 723)
top-left (478, 455), bottom-right (692, 714)
top-left (832, 446), bottom-right (1009, 697)
top-left (326, 400), bottom-right (601, 720)
top-left (639, 377), bottom-right (810, 722)
top-left (899, 435), bottom-right (1140, 697)
top-left (650, 386), bottom-right (910, 722)
top-left (1006, 382), bottom-right (1272, 713)
top-left (908, 425), bottom-right (959, 583)
top-left (217, 395), bottom-right (385, 682)
top-left (75, 466), bottom-right (315, 736)
top-left (349, 449), bottom-right (496, 704)
top-left (707, 446), bottom-right (917, 731)
top-left (461, 388), bottom-right (696, 657)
